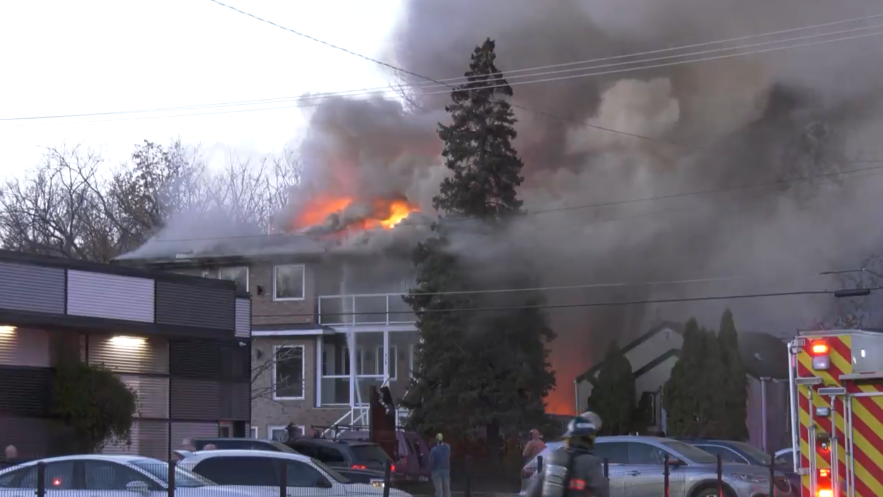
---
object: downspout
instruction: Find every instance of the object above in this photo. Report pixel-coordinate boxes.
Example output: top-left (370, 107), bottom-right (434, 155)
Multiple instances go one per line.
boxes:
top-left (573, 379), bottom-right (579, 416)
top-left (761, 377), bottom-right (768, 453)
top-left (787, 340), bottom-right (800, 473)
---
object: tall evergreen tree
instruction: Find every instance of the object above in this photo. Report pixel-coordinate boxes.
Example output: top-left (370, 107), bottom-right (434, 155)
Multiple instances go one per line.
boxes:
top-left (402, 39), bottom-right (555, 450)
top-left (719, 309), bottom-right (749, 441)
top-left (587, 341), bottom-right (635, 435)
top-left (664, 319), bottom-right (703, 436)
top-left (664, 319), bottom-right (730, 437)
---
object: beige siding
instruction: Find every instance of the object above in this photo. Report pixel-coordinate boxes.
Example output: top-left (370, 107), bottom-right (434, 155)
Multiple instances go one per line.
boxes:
top-left (120, 375), bottom-right (170, 419)
top-left (88, 334), bottom-right (169, 374)
top-left (0, 328), bottom-right (50, 367)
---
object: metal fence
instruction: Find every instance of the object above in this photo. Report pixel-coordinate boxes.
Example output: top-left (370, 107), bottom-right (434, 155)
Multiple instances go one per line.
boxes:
top-left (534, 452), bottom-right (794, 497)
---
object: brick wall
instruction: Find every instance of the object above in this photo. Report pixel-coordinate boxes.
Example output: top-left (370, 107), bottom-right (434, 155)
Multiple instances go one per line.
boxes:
top-left (250, 336), bottom-right (347, 436)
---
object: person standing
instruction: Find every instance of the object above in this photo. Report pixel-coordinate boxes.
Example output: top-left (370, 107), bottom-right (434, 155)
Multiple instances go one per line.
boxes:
top-left (429, 433), bottom-right (451, 497)
top-left (525, 412), bottom-right (608, 497)
top-left (523, 429), bottom-right (546, 463)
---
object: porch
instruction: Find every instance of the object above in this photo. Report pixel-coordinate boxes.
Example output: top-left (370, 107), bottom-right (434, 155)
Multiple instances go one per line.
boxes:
top-left (314, 293), bottom-right (419, 434)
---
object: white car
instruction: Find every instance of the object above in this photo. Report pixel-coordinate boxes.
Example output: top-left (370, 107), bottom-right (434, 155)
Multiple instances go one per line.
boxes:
top-left (178, 450), bottom-right (413, 497)
top-left (0, 454), bottom-right (251, 497)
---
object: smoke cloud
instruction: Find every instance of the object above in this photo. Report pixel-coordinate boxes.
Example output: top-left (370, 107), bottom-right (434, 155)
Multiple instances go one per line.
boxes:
top-left (129, 0), bottom-right (883, 413)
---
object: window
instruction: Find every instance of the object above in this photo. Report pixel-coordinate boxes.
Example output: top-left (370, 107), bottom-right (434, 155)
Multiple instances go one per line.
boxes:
top-left (219, 266), bottom-right (249, 292)
top-left (375, 346), bottom-right (397, 379)
top-left (286, 461), bottom-right (330, 487)
top-left (627, 443), bottom-right (669, 465)
top-left (0, 467), bottom-right (29, 488)
top-left (83, 461), bottom-right (159, 491)
top-left (274, 265), bottom-right (305, 301)
top-left (659, 441), bottom-right (717, 464)
top-left (593, 442), bottom-right (628, 464)
top-left (273, 345), bottom-right (305, 399)
top-left (130, 459), bottom-right (214, 488)
top-left (316, 447), bottom-right (347, 464)
top-left (192, 457), bottom-right (279, 486)
top-left (250, 426), bottom-right (259, 439)
top-left (20, 461), bottom-right (75, 489)
top-left (351, 445), bottom-right (392, 465)
top-left (269, 425), bottom-right (305, 441)
top-left (696, 445), bottom-right (748, 464)
top-left (775, 450), bottom-right (795, 467)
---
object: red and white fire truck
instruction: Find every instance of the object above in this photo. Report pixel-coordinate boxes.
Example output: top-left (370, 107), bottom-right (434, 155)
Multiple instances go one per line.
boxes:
top-left (788, 330), bottom-right (883, 497)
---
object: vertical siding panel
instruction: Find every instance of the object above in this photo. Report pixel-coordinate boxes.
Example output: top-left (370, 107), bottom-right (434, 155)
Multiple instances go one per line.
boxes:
top-left (137, 421), bottom-right (170, 460)
top-left (221, 382), bottom-right (250, 421)
top-left (119, 375), bottom-right (170, 419)
top-left (0, 263), bottom-right (65, 314)
top-left (171, 422), bottom-right (219, 448)
top-left (170, 341), bottom-right (249, 381)
top-left (170, 379), bottom-right (221, 419)
top-left (235, 299), bottom-right (251, 338)
top-left (88, 335), bottom-right (169, 374)
top-left (67, 271), bottom-right (154, 322)
top-left (0, 328), bottom-right (50, 367)
top-left (0, 367), bottom-right (52, 416)
top-left (156, 282), bottom-right (234, 330)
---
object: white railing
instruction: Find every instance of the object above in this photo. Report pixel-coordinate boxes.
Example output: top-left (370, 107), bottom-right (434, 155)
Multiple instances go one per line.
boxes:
top-left (317, 293), bottom-right (416, 326)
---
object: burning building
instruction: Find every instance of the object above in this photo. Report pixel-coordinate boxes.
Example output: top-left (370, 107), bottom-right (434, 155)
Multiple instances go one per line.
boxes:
top-left (118, 0), bottom-right (883, 431)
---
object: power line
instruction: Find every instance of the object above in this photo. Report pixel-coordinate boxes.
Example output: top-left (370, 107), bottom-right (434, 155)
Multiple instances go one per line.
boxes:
top-left (3, 14), bottom-right (881, 131)
top-left (532, 161), bottom-right (883, 215)
top-left (142, 160), bottom-right (883, 243)
top-left (257, 287), bottom-right (871, 319)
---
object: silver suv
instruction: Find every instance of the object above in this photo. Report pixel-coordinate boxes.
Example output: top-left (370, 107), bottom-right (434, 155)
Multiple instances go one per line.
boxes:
top-left (520, 436), bottom-right (792, 497)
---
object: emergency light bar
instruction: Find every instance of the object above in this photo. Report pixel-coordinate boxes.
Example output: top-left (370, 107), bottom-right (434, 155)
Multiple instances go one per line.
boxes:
top-left (811, 340), bottom-right (831, 370)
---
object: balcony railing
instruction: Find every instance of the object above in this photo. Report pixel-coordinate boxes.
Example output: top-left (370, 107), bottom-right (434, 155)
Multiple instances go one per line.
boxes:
top-left (317, 293), bottom-right (416, 326)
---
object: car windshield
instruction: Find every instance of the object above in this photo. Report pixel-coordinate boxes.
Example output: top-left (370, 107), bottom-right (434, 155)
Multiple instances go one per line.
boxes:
top-left (131, 460), bottom-right (216, 487)
top-left (350, 445), bottom-right (392, 464)
top-left (726, 442), bottom-right (771, 465)
top-left (311, 459), bottom-right (350, 484)
top-left (660, 441), bottom-right (718, 465)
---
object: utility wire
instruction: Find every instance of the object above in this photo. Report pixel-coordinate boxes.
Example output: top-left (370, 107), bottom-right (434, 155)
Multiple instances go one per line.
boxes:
top-left (4, 15), bottom-right (882, 128)
top-left (256, 288), bottom-right (873, 319)
top-left (143, 160), bottom-right (883, 243)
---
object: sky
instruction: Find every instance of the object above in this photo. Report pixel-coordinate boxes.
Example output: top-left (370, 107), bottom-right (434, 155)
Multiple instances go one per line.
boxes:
top-left (0, 0), bottom-right (401, 178)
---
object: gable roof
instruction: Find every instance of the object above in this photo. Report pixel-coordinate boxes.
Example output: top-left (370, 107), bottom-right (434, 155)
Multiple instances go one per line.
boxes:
top-left (575, 321), bottom-right (682, 383)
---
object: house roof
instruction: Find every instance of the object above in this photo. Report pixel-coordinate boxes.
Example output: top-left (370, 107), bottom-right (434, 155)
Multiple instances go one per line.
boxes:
top-left (575, 321), bottom-right (682, 383)
top-left (576, 321), bottom-right (790, 384)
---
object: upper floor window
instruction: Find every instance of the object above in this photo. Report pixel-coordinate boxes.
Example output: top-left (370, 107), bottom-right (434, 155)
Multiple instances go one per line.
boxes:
top-left (219, 267), bottom-right (249, 292)
top-left (274, 265), bottom-right (305, 301)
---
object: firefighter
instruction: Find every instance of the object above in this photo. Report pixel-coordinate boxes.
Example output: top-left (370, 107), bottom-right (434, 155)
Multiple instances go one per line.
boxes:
top-left (525, 412), bottom-right (608, 497)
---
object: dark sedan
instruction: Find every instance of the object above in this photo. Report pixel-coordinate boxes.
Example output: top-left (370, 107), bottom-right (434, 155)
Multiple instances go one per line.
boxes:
top-left (677, 438), bottom-right (800, 494)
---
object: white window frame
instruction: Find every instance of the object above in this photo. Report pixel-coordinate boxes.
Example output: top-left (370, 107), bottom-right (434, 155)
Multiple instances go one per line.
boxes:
top-left (273, 264), bottom-right (306, 301)
top-left (272, 345), bottom-right (305, 401)
top-left (249, 426), bottom-right (259, 439)
top-left (376, 345), bottom-right (397, 380)
top-left (219, 266), bottom-right (249, 290)
top-left (268, 425), bottom-right (304, 441)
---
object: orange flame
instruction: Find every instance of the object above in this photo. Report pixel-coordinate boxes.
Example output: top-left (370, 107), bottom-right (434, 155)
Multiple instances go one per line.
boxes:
top-left (292, 195), bottom-right (418, 233)
top-left (378, 199), bottom-right (419, 229)
top-left (294, 195), bottom-right (353, 229)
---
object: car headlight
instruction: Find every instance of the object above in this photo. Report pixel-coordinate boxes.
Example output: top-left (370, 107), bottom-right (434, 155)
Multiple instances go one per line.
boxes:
top-left (730, 473), bottom-right (769, 484)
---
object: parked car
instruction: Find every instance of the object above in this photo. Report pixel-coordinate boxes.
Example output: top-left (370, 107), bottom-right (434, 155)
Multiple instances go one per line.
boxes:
top-left (189, 438), bottom-right (296, 453)
top-left (178, 449), bottom-right (413, 497)
top-left (0, 454), bottom-right (250, 497)
top-left (774, 447), bottom-right (795, 468)
top-left (520, 436), bottom-right (793, 497)
top-left (676, 438), bottom-right (799, 494)
top-left (332, 430), bottom-right (431, 483)
top-left (183, 438), bottom-right (381, 484)
top-left (285, 439), bottom-right (393, 483)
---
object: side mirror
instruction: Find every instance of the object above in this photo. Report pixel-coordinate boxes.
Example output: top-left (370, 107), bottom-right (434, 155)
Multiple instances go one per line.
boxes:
top-left (125, 481), bottom-right (150, 494)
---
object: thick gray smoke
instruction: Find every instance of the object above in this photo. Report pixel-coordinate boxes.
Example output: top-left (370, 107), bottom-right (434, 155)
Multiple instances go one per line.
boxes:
top-left (127, 0), bottom-right (883, 412)
top-left (279, 0), bottom-right (883, 409)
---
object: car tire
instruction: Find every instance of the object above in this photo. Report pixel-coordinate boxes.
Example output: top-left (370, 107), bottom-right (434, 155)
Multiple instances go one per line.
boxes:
top-left (690, 484), bottom-right (735, 497)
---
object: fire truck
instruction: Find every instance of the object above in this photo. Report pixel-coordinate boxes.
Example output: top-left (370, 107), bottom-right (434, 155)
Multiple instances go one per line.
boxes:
top-left (788, 330), bottom-right (883, 497)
